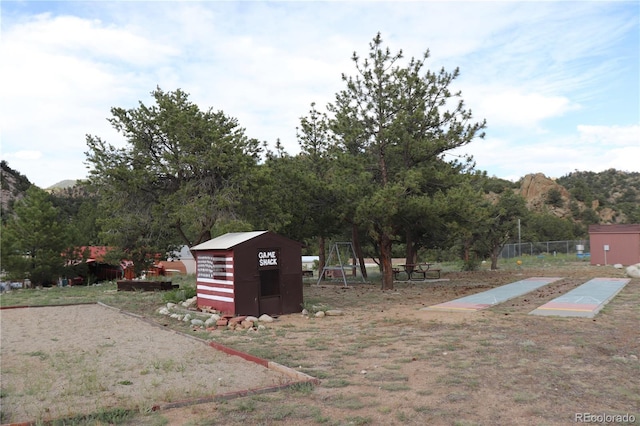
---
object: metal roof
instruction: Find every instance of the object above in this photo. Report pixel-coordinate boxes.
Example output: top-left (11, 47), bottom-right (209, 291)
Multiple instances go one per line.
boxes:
top-left (190, 231), bottom-right (268, 251)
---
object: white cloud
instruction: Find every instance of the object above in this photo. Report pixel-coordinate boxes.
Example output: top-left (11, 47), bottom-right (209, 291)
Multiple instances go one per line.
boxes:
top-left (577, 125), bottom-right (640, 147)
top-left (3, 151), bottom-right (43, 161)
top-left (9, 13), bottom-right (179, 66)
top-left (467, 87), bottom-right (577, 129)
top-left (454, 124), bottom-right (640, 181)
top-left (0, 1), bottom-right (637, 188)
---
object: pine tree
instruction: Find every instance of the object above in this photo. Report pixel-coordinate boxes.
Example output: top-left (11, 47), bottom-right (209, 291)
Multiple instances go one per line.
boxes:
top-left (1, 187), bottom-right (69, 285)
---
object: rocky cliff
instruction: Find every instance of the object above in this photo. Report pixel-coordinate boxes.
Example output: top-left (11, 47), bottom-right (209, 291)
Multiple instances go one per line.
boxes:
top-left (0, 161), bottom-right (31, 216)
top-left (515, 172), bottom-right (627, 223)
top-left (516, 173), bottom-right (572, 217)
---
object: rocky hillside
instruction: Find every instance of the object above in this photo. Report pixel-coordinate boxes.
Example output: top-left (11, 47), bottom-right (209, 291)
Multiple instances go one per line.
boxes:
top-left (517, 173), bottom-right (571, 216)
top-left (0, 161), bottom-right (32, 219)
top-left (557, 169), bottom-right (640, 222)
top-left (1, 163), bottom-right (89, 221)
top-left (513, 170), bottom-right (640, 224)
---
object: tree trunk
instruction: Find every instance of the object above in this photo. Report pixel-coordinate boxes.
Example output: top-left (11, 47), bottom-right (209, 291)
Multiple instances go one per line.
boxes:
top-left (463, 240), bottom-right (470, 262)
top-left (318, 236), bottom-right (326, 281)
top-left (352, 223), bottom-right (367, 279)
top-left (490, 246), bottom-right (500, 270)
top-left (405, 230), bottom-right (418, 264)
top-left (379, 231), bottom-right (394, 290)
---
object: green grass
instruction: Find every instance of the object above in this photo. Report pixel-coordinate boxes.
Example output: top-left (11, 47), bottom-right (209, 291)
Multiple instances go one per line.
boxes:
top-left (380, 382), bottom-right (411, 392)
top-left (0, 282), bottom-right (118, 307)
top-left (513, 391), bottom-right (539, 403)
top-left (322, 379), bottom-right (350, 388)
top-left (49, 407), bottom-right (136, 425)
top-left (363, 371), bottom-right (408, 382)
top-left (162, 284), bottom-right (196, 304)
top-left (25, 350), bottom-right (49, 360)
top-left (326, 394), bottom-right (368, 410)
top-left (0, 276), bottom-right (199, 314)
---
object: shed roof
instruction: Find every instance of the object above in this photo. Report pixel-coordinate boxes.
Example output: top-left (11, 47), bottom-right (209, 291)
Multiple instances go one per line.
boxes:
top-left (589, 224), bottom-right (640, 234)
top-left (190, 231), bottom-right (268, 251)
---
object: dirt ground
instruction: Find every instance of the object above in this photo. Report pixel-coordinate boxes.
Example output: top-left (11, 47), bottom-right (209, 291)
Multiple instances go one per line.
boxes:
top-left (2, 262), bottom-right (639, 425)
top-left (0, 304), bottom-right (298, 424)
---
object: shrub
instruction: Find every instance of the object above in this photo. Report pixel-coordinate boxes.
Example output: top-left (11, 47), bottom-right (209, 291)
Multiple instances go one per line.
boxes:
top-left (461, 258), bottom-right (481, 271)
top-left (162, 285), bottom-right (196, 303)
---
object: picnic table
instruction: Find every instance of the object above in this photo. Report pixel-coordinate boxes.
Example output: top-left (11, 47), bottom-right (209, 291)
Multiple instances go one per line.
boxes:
top-left (392, 263), bottom-right (441, 281)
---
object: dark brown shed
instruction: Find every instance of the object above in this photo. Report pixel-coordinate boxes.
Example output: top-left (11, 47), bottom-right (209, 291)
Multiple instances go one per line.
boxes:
top-left (589, 224), bottom-right (640, 266)
top-left (190, 231), bottom-right (303, 316)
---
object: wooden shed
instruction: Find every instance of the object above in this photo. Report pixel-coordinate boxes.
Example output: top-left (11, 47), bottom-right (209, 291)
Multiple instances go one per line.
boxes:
top-left (589, 224), bottom-right (640, 266)
top-left (191, 231), bottom-right (303, 316)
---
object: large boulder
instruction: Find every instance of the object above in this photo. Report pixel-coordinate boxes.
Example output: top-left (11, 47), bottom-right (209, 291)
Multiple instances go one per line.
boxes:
top-left (626, 263), bottom-right (640, 279)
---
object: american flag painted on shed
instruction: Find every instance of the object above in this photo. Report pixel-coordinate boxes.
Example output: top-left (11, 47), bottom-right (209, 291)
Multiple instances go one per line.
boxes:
top-left (196, 252), bottom-right (234, 304)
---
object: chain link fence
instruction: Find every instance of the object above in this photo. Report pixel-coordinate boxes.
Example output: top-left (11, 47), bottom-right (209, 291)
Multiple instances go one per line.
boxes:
top-left (500, 240), bottom-right (590, 259)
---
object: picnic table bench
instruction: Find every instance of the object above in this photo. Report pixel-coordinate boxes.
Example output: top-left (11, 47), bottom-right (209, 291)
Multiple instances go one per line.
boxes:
top-left (392, 263), bottom-right (441, 281)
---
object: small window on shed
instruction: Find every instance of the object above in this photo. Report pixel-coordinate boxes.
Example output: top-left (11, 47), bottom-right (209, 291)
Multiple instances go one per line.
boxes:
top-left (260, 269), bottom-right (280, 296)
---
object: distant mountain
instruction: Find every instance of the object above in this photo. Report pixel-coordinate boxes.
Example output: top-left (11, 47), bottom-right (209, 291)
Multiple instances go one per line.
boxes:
top-left (46, 180), bottom-right (78, 191)
top-left (1, 164), bottom-right (88, 220)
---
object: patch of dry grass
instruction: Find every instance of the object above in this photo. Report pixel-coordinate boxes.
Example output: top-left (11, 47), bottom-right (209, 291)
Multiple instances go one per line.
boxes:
top-left (2, 264), bottom-right (639, 425)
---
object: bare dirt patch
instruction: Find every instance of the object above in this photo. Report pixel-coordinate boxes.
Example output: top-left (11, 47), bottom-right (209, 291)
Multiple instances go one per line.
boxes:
top-left (2, 263), bottom-right (639, 425)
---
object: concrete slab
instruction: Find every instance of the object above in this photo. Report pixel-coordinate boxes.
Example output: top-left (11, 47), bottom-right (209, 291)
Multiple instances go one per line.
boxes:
top-left (529, 277), bottom-right (631, 318)
top-left (422, 277), bottom-right (563, 312)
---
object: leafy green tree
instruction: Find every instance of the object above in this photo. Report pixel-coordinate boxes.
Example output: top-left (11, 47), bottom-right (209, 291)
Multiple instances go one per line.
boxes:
top-left (50, 182), bottom-right (101, 246)
top-left (253, 143), bottom-right (314, 240)
top-left (85, 87), bottom-right (261, 273)
top-left (328, 33), bottom-right (486, 289)
top-left (440, 174), bottom-right (489, 270)
top-left (294, 103), bottom-right (346, 274)
top-left (568, 180), bottom-right (593, 205)
top-left (471, 190), bottom-right (528, 270)
top-left (618, 202), bottom-right (640, 223)
top-left (545, 188), bottom-right (564, 208)
top-left (524, 213), bottom-right (577, 241)
top-left (240, 141), bottom-right (295, 234)
top-left (579, 208), bottom-right (600, 225)
top-left (478, 173), bottom-right (516, 194)
top-left (1, 187), bottom-right (69, 285)
top-left (397, 158), bottom-right (476, 265)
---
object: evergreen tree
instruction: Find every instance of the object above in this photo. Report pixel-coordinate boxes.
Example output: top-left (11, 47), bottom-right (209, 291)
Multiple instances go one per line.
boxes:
top-left (328, 33), bottom-right (485, 289)
top-left (1, 187), bottom-right (69, 285)
top-left (471, 191), bottom-right (529, 270)
top-left (85, 87), bottom-right (262, 273)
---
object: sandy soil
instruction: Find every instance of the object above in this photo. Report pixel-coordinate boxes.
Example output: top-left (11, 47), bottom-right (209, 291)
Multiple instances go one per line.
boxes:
top-left (0, 304), bottom-right (294, 423)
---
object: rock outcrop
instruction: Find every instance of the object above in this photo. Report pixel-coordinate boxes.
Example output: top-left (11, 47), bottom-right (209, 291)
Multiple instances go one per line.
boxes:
top-left (516, 173), bottom-right (572, 218)
top-left (514, 173), bottom-right (627, 223)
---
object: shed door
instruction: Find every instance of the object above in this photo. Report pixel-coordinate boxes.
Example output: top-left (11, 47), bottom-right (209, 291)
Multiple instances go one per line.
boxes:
top-left (259, 269), bottom-right (282, 315)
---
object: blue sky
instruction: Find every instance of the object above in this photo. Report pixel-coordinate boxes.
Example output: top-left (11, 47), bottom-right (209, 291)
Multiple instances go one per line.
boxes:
top-left (1, 1), bottom-right (638, 189)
